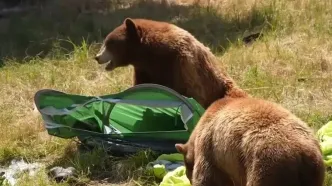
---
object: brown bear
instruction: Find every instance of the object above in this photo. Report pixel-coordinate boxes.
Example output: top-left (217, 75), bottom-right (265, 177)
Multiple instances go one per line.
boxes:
top-left (94, 18), bottom-right (247, 109)
top-left (175, 97), bottom-right (325, 186)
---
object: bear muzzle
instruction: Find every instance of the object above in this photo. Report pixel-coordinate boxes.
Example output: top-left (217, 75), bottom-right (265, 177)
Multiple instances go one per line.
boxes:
top-left (94, 45), bottom-right (113, 64)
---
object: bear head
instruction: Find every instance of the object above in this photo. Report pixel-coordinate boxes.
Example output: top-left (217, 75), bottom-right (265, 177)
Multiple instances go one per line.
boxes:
top-left (94, 18), bottom-right (142, 71)
top-left (175, 143), bottom-right (194, 183)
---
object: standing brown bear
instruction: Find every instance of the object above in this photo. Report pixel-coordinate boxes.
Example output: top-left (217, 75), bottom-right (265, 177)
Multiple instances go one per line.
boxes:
top-left (94, 18), bottom-right (247, 109)
top-left (175, 96), bottom-right (325, 186)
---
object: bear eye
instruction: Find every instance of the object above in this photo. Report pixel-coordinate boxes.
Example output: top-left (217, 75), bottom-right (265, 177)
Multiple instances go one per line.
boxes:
top-left (106, 38), bottom-right (123, 50)
top-left (105, 40), bottom-right (116, 50)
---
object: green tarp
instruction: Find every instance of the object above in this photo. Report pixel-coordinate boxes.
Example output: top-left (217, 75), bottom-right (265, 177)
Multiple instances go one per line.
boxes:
top-left (34, 84), bottom-right (205, 153)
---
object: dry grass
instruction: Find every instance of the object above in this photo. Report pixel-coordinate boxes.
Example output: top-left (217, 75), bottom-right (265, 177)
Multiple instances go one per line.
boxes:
top-left (0, 0), bottom-right (332, 185)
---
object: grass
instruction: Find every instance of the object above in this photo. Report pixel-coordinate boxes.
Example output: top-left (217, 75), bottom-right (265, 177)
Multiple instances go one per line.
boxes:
top-left (0, 0), bottom-right (332, 185)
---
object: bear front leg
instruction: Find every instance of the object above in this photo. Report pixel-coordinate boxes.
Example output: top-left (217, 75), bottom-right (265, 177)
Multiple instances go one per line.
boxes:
top-left (133, 68), bottom-right (152, 86)
top-left (191, 157), bottom-right (214, 186)
top-left (192, 155), bottom-right (233, 186)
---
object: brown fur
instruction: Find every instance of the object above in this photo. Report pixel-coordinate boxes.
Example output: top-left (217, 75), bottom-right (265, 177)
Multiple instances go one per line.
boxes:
top-left (176, 97), bottom-right (325, 186)
top-left (94, 18), bottom-right (247, 108)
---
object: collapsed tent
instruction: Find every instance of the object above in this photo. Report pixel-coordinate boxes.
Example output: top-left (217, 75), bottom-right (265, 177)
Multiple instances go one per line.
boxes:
top-left (34, 84), bottom-right (205, 154)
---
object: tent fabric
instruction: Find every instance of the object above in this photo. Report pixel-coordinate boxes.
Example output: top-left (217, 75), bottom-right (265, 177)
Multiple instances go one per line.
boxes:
top-left (34, 84), bottom-right (205, 153)
top-left (39, 98), bottom-right (193, 132)
top-left (146, 153), bottom-right (190, 186)
top-left (317, 121), bottom-right (332, 167)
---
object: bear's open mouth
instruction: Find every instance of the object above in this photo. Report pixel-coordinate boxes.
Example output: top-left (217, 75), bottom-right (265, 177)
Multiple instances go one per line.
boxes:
top-left (105, 61), bottom-right (116, 71)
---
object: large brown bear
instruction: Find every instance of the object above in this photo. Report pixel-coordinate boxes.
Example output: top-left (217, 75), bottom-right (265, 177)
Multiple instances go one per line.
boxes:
top-left (175, 96), bottom-right (325, 186)
top-left (94, 18), bottom-right (247, 109)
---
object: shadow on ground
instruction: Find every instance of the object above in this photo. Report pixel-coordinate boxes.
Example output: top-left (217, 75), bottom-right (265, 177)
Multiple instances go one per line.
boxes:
top-left (0, 0), bottom-right (268, 65)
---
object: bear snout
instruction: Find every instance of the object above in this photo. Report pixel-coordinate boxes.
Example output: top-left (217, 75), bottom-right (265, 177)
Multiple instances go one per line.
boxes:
top-left (94, 55), bottom-right (104, 64)
top-left (94, 45), bottom-right (113, 64)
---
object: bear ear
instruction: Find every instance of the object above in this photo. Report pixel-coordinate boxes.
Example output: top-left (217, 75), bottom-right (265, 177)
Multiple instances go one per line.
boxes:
top-left (175, 143), bottom-right (187, 154)
top-left (124, 18), bottom-right (141, 41)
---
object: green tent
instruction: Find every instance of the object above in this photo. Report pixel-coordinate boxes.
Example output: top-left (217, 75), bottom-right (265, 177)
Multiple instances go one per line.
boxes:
top-left (34, 84), bottom-right (205, 154)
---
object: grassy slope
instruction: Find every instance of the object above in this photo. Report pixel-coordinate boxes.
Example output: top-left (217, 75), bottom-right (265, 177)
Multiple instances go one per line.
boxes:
top-left (0, 0), bottom-right (332, 185)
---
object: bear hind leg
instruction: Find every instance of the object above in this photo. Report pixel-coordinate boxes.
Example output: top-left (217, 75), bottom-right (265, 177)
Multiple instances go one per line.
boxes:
top-left (245, 158), bottom-right (301, 186)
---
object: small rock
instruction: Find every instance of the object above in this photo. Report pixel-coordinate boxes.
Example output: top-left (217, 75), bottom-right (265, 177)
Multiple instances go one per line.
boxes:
top-left (297, 77), bottom-right (307, 82)
top-left (0, 159), bottom-right (42, 186)
top-left (48, 166), bottom-right (77, 183)
top-left (321, 58), bottom-right (329, 72)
